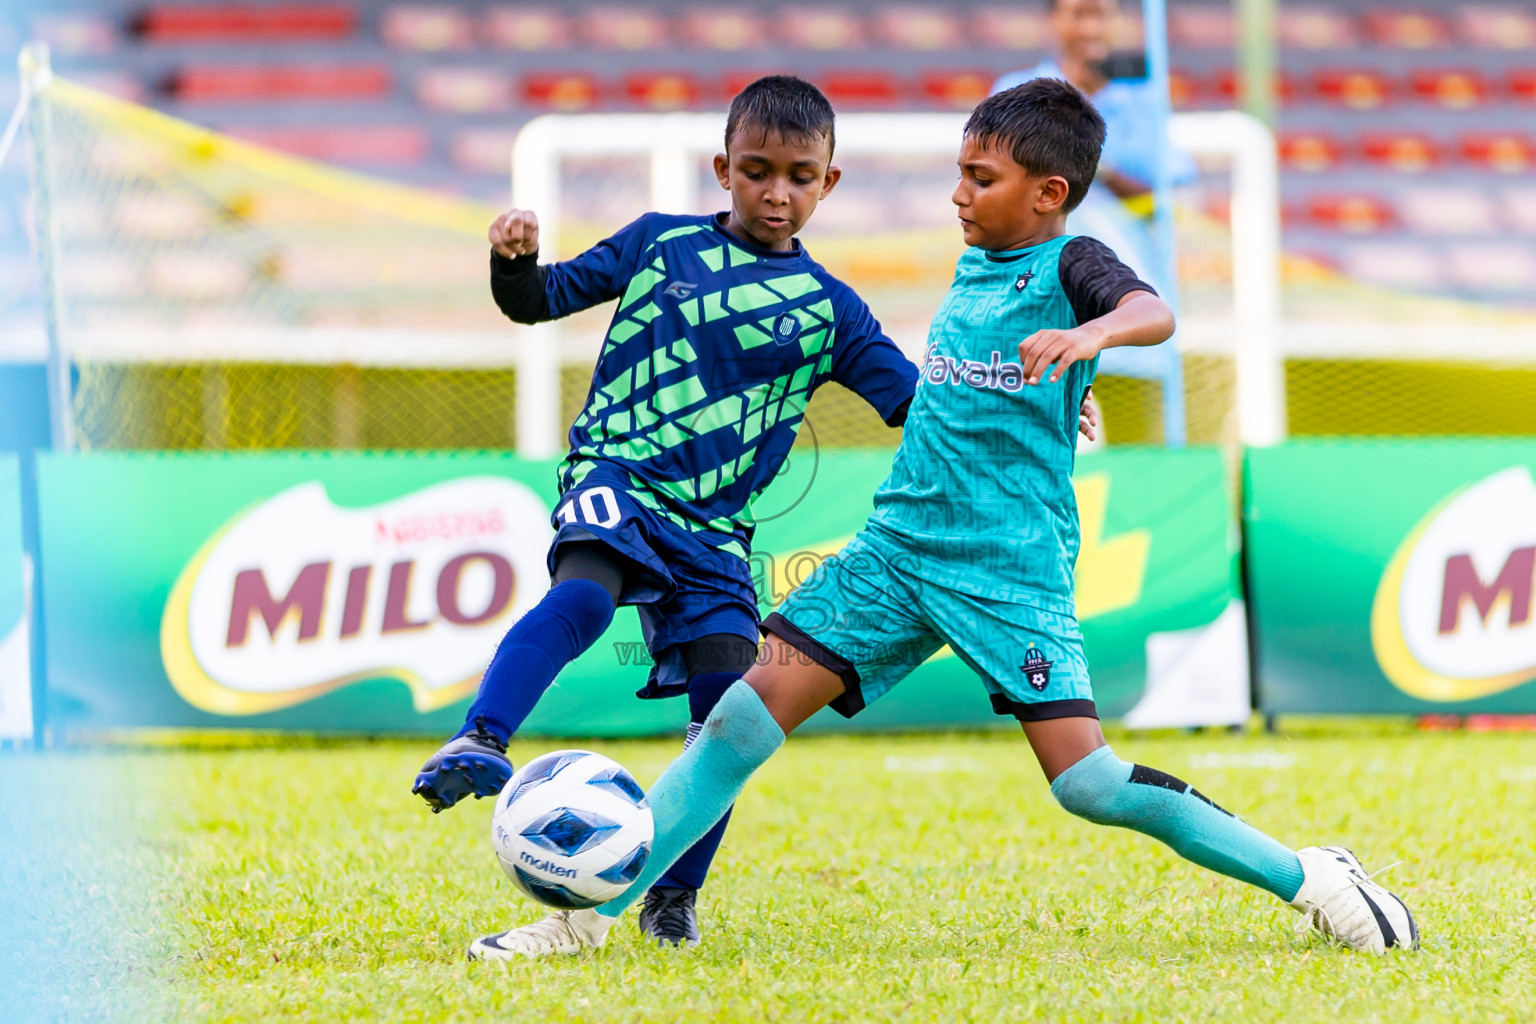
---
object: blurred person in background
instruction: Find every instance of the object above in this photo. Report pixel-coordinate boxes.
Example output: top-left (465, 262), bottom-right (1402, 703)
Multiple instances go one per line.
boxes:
top-left (992, 0), bottom-right (1197, 293)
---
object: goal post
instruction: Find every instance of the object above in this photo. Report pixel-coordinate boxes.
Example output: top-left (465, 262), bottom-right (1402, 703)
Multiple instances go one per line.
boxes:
top-left (508, 111), bottom-right (1283, 459)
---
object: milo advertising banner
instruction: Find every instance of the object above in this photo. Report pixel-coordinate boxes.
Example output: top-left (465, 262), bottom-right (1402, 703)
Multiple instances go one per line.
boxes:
top-left (0, 454), bottom-right (30, 741)
top-left (37, 448), bottom-right (1240, 734)
top-left (1246, 441), bottom-right (1536, 713)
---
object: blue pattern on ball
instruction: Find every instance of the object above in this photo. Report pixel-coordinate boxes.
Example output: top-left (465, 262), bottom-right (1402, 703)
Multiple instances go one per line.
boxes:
top-left (520, 808), bottom-right (622, 856)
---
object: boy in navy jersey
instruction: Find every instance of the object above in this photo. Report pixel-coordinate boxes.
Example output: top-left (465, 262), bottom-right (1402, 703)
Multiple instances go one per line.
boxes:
top-left (411, 76), bottom-right (920, 947)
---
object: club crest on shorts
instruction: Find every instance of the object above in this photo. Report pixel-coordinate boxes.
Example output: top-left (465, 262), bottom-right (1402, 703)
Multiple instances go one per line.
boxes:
top-left (1021, 644), bottom-right (1052, 692)
top-left (773, 313), bottom-right (802, 345)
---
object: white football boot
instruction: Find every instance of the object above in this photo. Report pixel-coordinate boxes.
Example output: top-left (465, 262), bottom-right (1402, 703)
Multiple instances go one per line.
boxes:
top-left (467, 909), bottom-right (614, 960)
top-left (1290, 846), bottom-right (1419, 953)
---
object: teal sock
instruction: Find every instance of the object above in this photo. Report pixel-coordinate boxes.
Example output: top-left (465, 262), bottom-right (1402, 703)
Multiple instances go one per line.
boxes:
top-left (597, 682), bottom-right (784, 918)
top-left (1050, 746), bottom-right (1305, 901)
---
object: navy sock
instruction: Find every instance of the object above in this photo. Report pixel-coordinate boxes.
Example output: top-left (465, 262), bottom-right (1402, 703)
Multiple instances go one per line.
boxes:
top-left (654, 672), bottom-right (739, 891)
top-left (459, 579), bottom-right (615, 741)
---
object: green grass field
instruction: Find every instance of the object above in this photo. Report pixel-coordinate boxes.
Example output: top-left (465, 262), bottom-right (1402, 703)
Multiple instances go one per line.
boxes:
top-left (7, 724), bottom-right (1536, 1023)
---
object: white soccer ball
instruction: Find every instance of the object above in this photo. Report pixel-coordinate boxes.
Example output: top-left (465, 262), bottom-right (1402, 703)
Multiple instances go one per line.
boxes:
top-left (490, 749), bottom-right (654, 909)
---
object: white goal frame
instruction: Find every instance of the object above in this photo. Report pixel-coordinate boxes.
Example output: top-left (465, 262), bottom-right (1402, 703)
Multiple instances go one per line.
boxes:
top-left (509, 111), bottom-right (1283, 459)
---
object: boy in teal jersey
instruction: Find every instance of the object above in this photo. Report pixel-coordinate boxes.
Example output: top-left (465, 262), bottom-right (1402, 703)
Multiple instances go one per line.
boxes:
top-left (470, 80), bottom-right (1418, 960)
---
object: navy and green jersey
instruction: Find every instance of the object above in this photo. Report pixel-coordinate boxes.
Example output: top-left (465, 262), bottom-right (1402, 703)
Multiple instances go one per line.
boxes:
top-left (863, 234), bottom-right (1154, 612)
top-left (491, 212), bottom-right (916, 560)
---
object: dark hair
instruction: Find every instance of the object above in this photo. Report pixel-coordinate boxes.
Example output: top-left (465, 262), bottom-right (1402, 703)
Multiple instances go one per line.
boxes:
top-left (724, 75), bottom-right (836, 158)
top-left (963, 79), bottom-right (1106, 212)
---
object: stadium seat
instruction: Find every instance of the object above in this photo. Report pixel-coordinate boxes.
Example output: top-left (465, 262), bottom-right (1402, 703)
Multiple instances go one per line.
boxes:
top-left (919, 71), bottom-right (993, 110)
top-left (677, 8), bottom-right (767, 50)
top-left (1361, 10), bottom-right (1451, 48)
top-left (1460, 133), bottom-right (1536, 173)
top-left (169, 65), bottom-right (392, 102)
top-left (969, 7), bottom-right (1050, 49)
top-left (1399, 187), bottom-right (1497, 234)
top-left (1277, 7), bottom-right (1356, 48)
top-left (582, 7), bottom-right (670, 50)
top-left (1456, 6), bottom-right (1536, 49)
top-left (623, 73), bottom-right (703, 110)
top-left (1167, 69), bottom-right (1203, 109)
top-left (70, 72), bottom-right (146, 102)
top-left (31, 13), bottom-right (119, 55)
top-left (416, 69), bottom-right (514, 114)
top-left (1409, 70), bottom-right (1489, 108)
top-left (870, 7), bottom-right (965, 50)
top-left (1213, 69), bottom-right (1297, 106)
top-left (1313, 69), bottom-right (1393, 109)
top-left (818, 71), bottom-right (901, 106)
top-left (1169, 6), bottom-right (1234, 49)
top-left (1509, 70), bottom-right (1536, 103)
top-left (483, 7), bottom-right (571, 50)
top-left (1279, 132), bottom-right (1345, 172)
top-left (781, 8), bottom-right (866, 50)
top-left (522, 73), bottom-right (602, 111)
top-left (1361, 133), bottom-right (1441, 173)
top-left (1501, 188), bottom-right (1536, 232)
top-left (1304, 194), bottom-right (1397, 233)
top-left (1446, 244), bottom-right (1536, 291)
top-left (1339, 242), bottom-right (1441, 290)
top-left (380, 6), bottom-right (473, 50)
top-left (451, 129), bottom-right (519, 175)
top-left (133, 4), bottom-right (355, 42)
top-left (718, 72), bottom-right (784, 101)
top-left (224, 125), bottom-right (429, 165)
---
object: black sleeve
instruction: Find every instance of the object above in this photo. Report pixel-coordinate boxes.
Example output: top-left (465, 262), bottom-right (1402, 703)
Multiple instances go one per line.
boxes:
top-left (885, 396), bottom-right (913, 427)
top-left (489, 250), bottom-right (552, 325)
top-left (1057, 236), bottom-right (1157, 325)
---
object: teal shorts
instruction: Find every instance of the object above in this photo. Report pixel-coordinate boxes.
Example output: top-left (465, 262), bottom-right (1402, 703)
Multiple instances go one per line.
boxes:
top-left (765, 532), bottom-right (1096, 721)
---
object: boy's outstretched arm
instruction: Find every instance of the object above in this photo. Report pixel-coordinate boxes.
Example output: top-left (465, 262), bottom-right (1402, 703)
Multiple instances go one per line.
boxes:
top-left (1018, 290), bottom-right (1176, 386)
top-left (487, 208), bottom-right (657, 325)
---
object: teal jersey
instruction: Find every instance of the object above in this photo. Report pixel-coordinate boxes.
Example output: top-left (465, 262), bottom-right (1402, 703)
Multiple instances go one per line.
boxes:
top-left (863, 234), bottom-right (1153, 612)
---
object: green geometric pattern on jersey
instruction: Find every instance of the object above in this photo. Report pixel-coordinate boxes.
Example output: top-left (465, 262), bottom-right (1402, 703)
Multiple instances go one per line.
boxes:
top-left (562, 223), bottom-right (841, 547)
top-left (865, 234), bottom-right (1096, 610)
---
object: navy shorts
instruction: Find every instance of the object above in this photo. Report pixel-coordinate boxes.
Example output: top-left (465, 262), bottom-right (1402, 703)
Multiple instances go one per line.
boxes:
top-left (547, 474), bottom-right (759, 698)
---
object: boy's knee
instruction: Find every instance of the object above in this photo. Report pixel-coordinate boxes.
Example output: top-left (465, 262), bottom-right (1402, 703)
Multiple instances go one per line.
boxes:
top-left (546, 578), bottom-right (617, 645)
top-left (1049, 746), bottom-right (1134, 825)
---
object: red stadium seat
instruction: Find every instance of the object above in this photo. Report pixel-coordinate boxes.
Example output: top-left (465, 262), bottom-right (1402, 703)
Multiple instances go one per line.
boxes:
top-left (484, 7), bottom-right (571, 50)
top-left (780, 8), bottom-right (866, 49)
top-left (677, 9), bottom-right (767, 50)
top-left (522, 73), bottom-right (602, 111)
top-left (1213, 69), bottom-right (1297, 106)
top-left (1361, 10), bottom-right (1451, 48)
top-left (1169, 6), bottom-right (1234, 49)
top-left (920, 71), bottom-right (993, 109)
top-left (1460, 133), bottom-right (1536, 173)
top-left (1167, 69), bottom-right (1204, 110)
top-left (1508, 70), bottom-right (1536, 103)
top-left (381, 6), bottom-right (474, 50)
top-left (1456, 7), bottom-right (1536, 49)
top-left (1399, 187), bottom-right (1497, 234)
top-left (416, 68), bottom-right (515, 113)
top-left (623, 73), bottom-right (703, 110)
top-left (1277, 7), bottom-right (1356, 49)
top-left (1409, 70), bottom-right (1489, 108)
top-left (225, 125), bottom-right (428, 165)
top-left (451, 129), bottom-right (519, 175)
top-left (1279, 132), bottom-right (1345, 172)
top-left (1361, 134), bottom-right (1441, 173)
top-left (1313, 69), bottom-right (1393, 109)
top-left (170, 65), bottom-right (391, 102)
top-left (134, 4), bottom-right (355, 43)
top-left (1305, 194), bottom-right (1397, 232)
top-left (968, 7), bottom-right (1050, 49)
top-left (31, 13), bottom-right (119, 55)
top-left (582, 8), bottom-right (669, 50)
top-left (871, 7), bottom-right (965, 50)
top-left (818, 71), bottom-right (901, 106)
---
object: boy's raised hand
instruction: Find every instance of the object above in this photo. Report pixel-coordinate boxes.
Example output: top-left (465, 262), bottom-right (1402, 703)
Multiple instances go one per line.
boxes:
top-left (1018, 324), bottom-right (1104, 386)
top-left (489, 209), bottom-right (540, 258)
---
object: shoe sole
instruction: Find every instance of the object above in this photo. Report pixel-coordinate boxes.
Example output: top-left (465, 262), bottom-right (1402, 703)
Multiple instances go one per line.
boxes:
top-left (413, 752), bottom-right (513, 813)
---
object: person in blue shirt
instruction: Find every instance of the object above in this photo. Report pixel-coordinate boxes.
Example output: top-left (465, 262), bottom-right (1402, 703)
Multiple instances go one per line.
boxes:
top-left (470, 80), bottom-right (1418, 962)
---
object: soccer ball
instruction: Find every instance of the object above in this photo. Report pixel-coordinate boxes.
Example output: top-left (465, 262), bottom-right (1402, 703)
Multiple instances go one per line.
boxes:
top-left (490, 749), bottom-right (654, 909)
